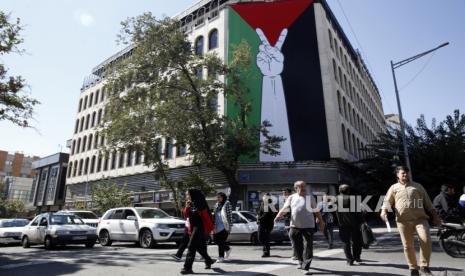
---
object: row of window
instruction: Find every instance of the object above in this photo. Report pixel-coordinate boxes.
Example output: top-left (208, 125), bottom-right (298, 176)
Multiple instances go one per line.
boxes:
top-left (74, 108), bottom-right (104, 134)
top-left (194, 28), bottom-right (218, 56)
top-left (332, 58), bottom-right (383, 134)
top-left (78, 88), bottom-right (105, 113)
top-left (328, 28), bottom-right (384, 126)
top-left (337, 90), bottom-right (376, 142)
top-left (68, 140), bottom-right (187, 178)
top-left (341, 123), bottom-right (371, 160)
top-left (71, 133), bottom-right (105, 155)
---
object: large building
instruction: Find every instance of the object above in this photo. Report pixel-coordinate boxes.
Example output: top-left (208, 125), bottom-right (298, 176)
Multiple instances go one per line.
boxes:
top-left (66, 0), bottom-right (386, 210)
top-left (0, 150), bottom-right (39, 178)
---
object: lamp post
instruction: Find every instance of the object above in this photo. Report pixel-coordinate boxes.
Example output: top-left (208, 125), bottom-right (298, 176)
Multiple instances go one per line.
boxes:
top-left (390, 42), bottom-right (449, 176)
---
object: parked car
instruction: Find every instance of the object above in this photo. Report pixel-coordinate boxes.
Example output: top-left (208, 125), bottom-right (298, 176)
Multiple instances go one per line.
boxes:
top-left (97, 207), bottom-right (185, 248)
top-left (21, 212), bottom-right (98, 250)
top-left (208, 211), bottom-right (289, 245)
top-left (0, 218), bottom-right (29, 244)
top-left (57, 210), bottom-right (100, 228)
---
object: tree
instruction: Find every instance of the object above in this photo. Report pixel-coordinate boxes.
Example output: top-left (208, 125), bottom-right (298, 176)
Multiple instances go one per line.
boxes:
top-left (101, 14), bottom-right (283, 208)
top-left (91, 179), bottom-right (132, 215)
top-left (0, 11), bottom-right (39, 127)
top-left (359, 109), bottom-right (465, 198)
top-left (0, 198), bottom-right (26, 218)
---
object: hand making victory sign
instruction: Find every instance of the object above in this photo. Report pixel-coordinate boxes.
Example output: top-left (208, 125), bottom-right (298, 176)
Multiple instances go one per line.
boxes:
top-left (256, 28), bottom-right (288, 77)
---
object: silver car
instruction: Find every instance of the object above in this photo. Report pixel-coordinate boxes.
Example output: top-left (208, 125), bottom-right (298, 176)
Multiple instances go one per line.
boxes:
top-left (0, 218), bottom-right (29, 244)
top-left (21, 213), bottom-right (98, 250)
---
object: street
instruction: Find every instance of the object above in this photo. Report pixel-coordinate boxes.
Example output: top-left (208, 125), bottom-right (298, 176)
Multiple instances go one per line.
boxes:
top-left (1, 228), bottom-right (464, 276)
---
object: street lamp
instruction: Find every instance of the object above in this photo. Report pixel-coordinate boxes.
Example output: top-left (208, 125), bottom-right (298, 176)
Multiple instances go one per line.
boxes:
top-left (390, 42), bottom-right (449, 176)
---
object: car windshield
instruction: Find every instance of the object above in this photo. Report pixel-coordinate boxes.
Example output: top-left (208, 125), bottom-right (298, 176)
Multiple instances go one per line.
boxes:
top-left (0, 219), bottom-right (29, 228)
top-left (136, 208), bottom-right (169, 219)
top-left (71, 212), bottom-right (98, 219)
top-left (50, 215), bottom-right (85, 225)
top-left (240, 212), bottom-right (257, 222)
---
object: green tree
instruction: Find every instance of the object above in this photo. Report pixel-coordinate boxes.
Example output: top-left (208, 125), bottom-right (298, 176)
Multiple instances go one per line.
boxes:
top-left (0, 198), bottom-right (26, 218)
top-left (359, 109), bottom-right (465, 197)
top-left (101, 14), bottom-right (283, 208)
top-left (91, 180), bottom-right (132, 215)
top-left (0, 11), bottom-right (39, 127)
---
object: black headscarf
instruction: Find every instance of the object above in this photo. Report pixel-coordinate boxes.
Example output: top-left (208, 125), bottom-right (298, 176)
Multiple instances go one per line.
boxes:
top-left (188, 189), bottom-right (208, 210)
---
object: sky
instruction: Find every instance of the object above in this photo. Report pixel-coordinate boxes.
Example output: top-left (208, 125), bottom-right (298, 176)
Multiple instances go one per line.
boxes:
top-left (1, 0), bottom-right (464, 158)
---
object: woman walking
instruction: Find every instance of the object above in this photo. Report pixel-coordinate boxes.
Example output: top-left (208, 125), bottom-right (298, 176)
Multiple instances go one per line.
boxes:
top-left (213, 192), bottom-right (233, 262)
top-left (181, 189), bottom-right (215, 275)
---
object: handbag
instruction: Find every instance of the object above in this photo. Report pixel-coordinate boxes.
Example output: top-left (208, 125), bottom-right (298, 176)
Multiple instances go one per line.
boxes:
top-left (361, 222), bottom-right (375, 249)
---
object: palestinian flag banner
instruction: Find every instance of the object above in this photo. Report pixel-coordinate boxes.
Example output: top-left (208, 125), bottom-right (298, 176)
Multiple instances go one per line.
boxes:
top-left (227, 0), bottom-right (330, 163)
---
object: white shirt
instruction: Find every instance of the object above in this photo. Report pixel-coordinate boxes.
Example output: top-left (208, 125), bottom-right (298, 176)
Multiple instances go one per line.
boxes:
top-left (283, 193), bottom-right (316, 229)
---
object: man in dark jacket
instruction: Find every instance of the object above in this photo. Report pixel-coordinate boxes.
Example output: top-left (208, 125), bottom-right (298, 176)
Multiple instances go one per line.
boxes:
top-left (433, 184), bottom-right (465, 224)
top-left (336, 184), bottom-right (364, 266)
top-left (257, 193), bottom-right (277, 257)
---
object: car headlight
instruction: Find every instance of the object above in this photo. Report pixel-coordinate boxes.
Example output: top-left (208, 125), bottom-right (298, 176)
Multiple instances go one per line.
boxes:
top-left (156, 224), bottom-right (170, 229)
top-left (87, 229), bottom-right (96, 235)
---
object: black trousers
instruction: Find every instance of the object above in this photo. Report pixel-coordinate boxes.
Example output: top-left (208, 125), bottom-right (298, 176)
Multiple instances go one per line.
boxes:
top-left (290, 227), bottom-right (314, 270)
top-left (258, 225), bottom-right (272, 254)
top-left (175, 228), bottom-right (189, 258)
top-left (213, 229), bottom-right (230, 258)
top-left (183, 227), bottom-right (213, 270)
top-left (339, 225), bottom-right (363, 262)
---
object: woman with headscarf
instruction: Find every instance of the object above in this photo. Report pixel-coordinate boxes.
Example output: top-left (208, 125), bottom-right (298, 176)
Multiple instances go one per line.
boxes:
top-left (213, 192), bottom-right (233, 262)
top-left (181, 189), bottom-right (215, 275)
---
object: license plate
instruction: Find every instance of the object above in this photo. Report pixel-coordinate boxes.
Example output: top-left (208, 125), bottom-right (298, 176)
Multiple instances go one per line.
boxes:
top-left (72, 236), bottom-right (86, 240)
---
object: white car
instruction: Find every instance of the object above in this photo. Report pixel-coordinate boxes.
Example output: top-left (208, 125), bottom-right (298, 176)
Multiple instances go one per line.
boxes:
top-left (97, 207), bottom-right (185, 248)
top-left (21, 213), bottom-right (98, 250)
top-left (57, 210), bottom-right (100, 228)
top-left (0, 218), bottom-right (29, 244)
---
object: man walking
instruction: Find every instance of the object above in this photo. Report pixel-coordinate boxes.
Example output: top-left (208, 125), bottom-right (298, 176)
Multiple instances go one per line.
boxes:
top-left (381, 166), bottom-right (441, 276)
top-left (275, 181), bottom-right (325, 275)
top-left (257, 193), bottom-right (276, 257)
top-left (336, 184), bottom-right (364, 265)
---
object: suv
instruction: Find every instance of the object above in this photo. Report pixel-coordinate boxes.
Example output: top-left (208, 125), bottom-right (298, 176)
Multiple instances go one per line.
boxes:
top-left (21, 213), bottom-right (98, 250)
top-left (97, 207), bottom-right (185, 248)
top-left (57, 210), bottom-right (100, 228)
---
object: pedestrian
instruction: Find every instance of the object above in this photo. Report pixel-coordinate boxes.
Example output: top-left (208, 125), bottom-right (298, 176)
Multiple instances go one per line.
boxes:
top-left (181, 189), bottom-right (216, 275)
top-left (213, 192), bottom-right (233, 263)
top-left (317, 194), bottom-right (335, 249)
top-left (275, 181), bottom-right (325, 275)
top-left (336, 184), bottom-right (364, 265)
top-left (381, 166), bottom-right (441, 276)
top-left (459, 185), bottom-right (465, 211)
top-left (433, 184), bottom-right (465, 224)
top-left (171, 214), bottom-right (189, 261)
top-left (257, 193), bottom-right (277, 258)
top-left (283, 188), bottom-right (297, 259)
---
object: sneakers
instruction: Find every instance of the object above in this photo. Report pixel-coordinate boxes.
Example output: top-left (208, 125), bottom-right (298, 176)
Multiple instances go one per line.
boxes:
top-left (205, 259), bottom-right (216, 269)
top-left (410, 269), bottom-right (420, 276)
top-left (420, 267), bottom-right (433, 276)
top-left (292, 256), bottom-right (298, 260)
top-left (262, 252), bottom-right (270, 258)
top-left (180, 268), bottom-right (194, 275)
top-left (170, 254), bottom-right (182, 262)
top-left (217, 257), bottom-right (224, 263)
top-left (347, 260), bottom-right (354, 266)
top-left (353, 259), bottom-right (363, 265)
top-left (225, 248), bottom-right (232, 259)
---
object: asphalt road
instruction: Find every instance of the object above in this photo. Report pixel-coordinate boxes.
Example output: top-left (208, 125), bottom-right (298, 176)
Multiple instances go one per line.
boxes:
top-left (1, 228), bottom-right (464, 276)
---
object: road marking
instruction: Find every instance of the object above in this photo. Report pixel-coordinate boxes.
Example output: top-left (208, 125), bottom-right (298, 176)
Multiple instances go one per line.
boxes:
top-left (236, 264), bottom-right (290, 274)
top-left (0, 258), bottom-right (74, 270)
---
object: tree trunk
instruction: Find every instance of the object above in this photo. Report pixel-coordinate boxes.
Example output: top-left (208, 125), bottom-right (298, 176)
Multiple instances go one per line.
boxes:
top-left (221, 168), bottom-right (242, 210)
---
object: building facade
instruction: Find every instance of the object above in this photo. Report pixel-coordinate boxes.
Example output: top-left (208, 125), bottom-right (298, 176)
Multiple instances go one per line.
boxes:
top-left (31, 153), bottom-right (69, 212)
top-left (0, 150), bottom-right (39, 178)
top-left (66, 0), bottom-right (386, 210)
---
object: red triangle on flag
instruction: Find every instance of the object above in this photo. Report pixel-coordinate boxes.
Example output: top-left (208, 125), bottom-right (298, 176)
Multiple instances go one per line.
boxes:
top-left (230, 0), bottom-right (313, 46)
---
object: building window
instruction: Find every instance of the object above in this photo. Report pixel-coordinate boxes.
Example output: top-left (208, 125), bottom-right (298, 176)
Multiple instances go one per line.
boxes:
top-left (97, 156), bottom-right (102, 173)
top-left (73, 161), bottom-right (78, 177)
top-left (97, 109), bottom-right (102, 125)
top-left (328, 29), bottom-right (333, 50)
top-left (164, 138), bottom-right (173, 159)
top-left (126, 148), bottom-right (133, 167)
top-left (71, 140), bottom-right (76, 155)
top-left (68, 162), bottom-right (73, 178)
top-left (88, 134), bottom-right (93, 151)
top-left (90, 156), bottom-right (96, 174)
top-left (208, 29), bottom-right (218, 50)
top-left (135, 150), bottom-right (142, 165)
top-left (177, 144), bottom-right (187, 157)
top-left (74, 119), bottom-right (79, 134)
top-left (337, 91), bottom-right (342, 115)
top-left (100, 135), bottom-right (105, 146)
top-left (110, 151), bottom-right (116, 170)
top-left (353, 134), bottom-right (358, 158)
top-left (195, 36), bottom-right (204, 56)
top-left (91, 112), bottom-right (96, 127)
top-left (85, 114), bottom-right (90, 130)
top-left (94, 134), bottom-right (99, 149)
top-left (84, 158), bottom-right (89, 174)
top-left (82, 136), bottom-right (87, 152)
top-left (101, 88), bottom-right (105, 102)
top-left (79, 117), bottom-right (84, 132)
top-left (103, 156), bottom-right (109, 171)
top-left (78, 99), bottom-right (83, 112)
top-left (118, 151), bottom-right (125, 168)
top-left (95, 90), bottom-right (99, 105)
top-left (89, 93), bottom-right (94, 108)
top-left (342, 97), bottom-right (347, 120)
top-left (78, 159), bottom-right (83, 176)
top-left (84, 96), bottom-right (88, 110)
top-left (341, 124), bottom-right (347, 150)
top-left (76, 138), bottom-right (81, 154)
top-left (332, 59), bottom-right (338, 83)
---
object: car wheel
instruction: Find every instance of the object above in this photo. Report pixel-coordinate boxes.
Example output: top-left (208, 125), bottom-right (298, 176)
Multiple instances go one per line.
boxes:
top-left (99, 230), bottom-right (112, 246)
top-left (251, 232), bottom-right (259, 245)
top-left (44, 236), bottom-right (55, 250)
top-left (85, 242), bottom-right (95, 248)
top-left (22, 236), bottom-right (30, 248)
top-left (139, 229), bottom-right (156, 249)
